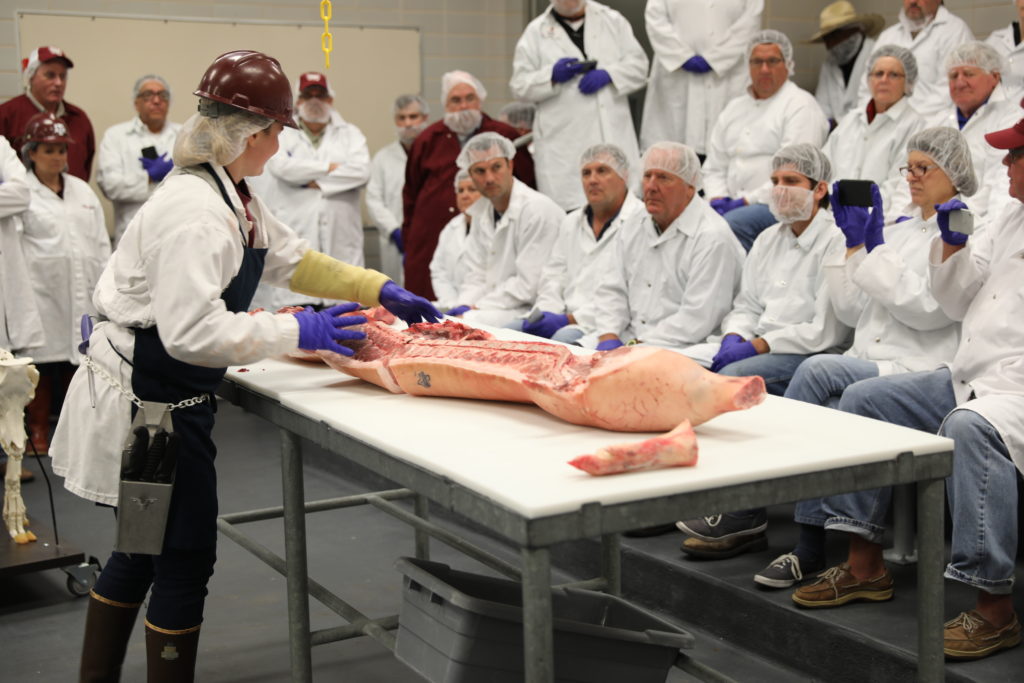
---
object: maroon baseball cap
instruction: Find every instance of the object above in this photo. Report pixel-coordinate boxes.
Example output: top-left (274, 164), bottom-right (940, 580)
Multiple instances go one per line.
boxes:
top-left (22, 46), bottom-right (74, 76)
top-left (297, 72), bottom-right (331, 95)
top-left (984, 118), bottom-right (1024, 150)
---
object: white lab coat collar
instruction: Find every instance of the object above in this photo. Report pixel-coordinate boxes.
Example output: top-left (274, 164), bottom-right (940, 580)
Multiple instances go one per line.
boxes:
top-left (176, 163), bottom-right (252, 244)
top-left (467, 177), bottom-right (530, 229)
top-left (897, 5), bottom-right (953, 38)
top-left (648, 193), bottom-right (704, 242)
top-left (859, 95), bottom-right (913, 127)
top-left (128, 115), bottom-right (170, 137)
top-left (746, 76), bottom-right (795, 100)
top-left (775, 207), bottom-right (835, 253)
top-left (958, 83), bottom-right (1010, 131)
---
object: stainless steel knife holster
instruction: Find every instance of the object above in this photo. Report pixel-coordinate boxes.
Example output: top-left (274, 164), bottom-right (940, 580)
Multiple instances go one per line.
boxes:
top-left (115, 401), bottom-right (175, 555)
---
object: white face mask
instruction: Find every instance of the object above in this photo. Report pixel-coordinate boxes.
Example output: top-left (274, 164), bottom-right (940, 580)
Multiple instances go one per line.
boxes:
top-left (829, 32), bottom-right (863, 66)
top-left (769, 184), bottom-right (815, 223)
top-left (444, 108), bottom-right (483, 135)
top-left (397, 120), bottom-right (428, 144)
top-left (299, 98), bottom-right (331, 125)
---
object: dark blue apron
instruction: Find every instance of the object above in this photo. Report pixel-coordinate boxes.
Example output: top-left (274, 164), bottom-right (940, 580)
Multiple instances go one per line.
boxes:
top-left (131, 164), bottom-right (266, 549)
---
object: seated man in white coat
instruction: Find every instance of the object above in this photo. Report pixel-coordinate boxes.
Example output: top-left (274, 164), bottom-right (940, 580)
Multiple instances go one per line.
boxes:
top-left (809, 1), bottom-right (884, 126)
top-left (511, 143), bottom-right (645, 344)
top-left (96, 74), bottom-right (181, 247)
top-left (429, 169), bottom-right (480, 311)
top-left (703, 29), bottom-right (829, 252)
top-left (447, 133), bottom-right (564, 327)
top-left (366, 94), bottom-right (430, 283)
top-left (250, 72), bottom-right (371, 310)
top-left (583, 142), bottom-right (744, 352)
top-left (510, 0), bottom-right (648, 211)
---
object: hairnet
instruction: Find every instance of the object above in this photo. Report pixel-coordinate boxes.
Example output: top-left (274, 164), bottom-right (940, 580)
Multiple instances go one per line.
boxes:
top-left (394, 93), bottom-right (429, 117)
top-left (499, 101), bottom-right (536, 130)
top-left (453, 167), bottom-right (472, 191)
top-left (441, 70), bottom-right (487, 104)
top-left (132, 74), bottom-right (171, 102)
top-left (907, 127), bottom-right (978, 197)
top-left (456, 131), bottom-right (515, 170)
top-left (868, 44), bottom-right (918, 95)
top-left (772, 143), bottom-right (833, 183)
top-left (943, 40), bottom-right (1005, 76)
top-left (748, 29), bottom-right (795, 74)
top-left (172, 107), bottom-right (272, 167)
top-left (580, 143), bottom-right (629, 181)
top-left (642, 142), bottom-right (701, 188)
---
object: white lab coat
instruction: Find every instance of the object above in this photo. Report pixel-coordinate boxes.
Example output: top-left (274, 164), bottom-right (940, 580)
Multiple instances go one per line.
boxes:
top-left (858, 7), bottom-right (974, 119)
top-left (250, 111), bottom-right (370, 310)
top-left (814, 36), bottom-right (875, 124)
top-left (51, 164), bottom-right (313, 504)
top-left (533, 192), bottom-right (645, 334)
top-left (457, 179), bottom-right (564, 321)
top-left (825, 208), bottom-right (960, 376)
top-left (95, 116), bottom-right (181, 246)
top-left (586, 196), bottom-right (744, 348)
top-left (986, 24), bottom-right (1024, 99)
top-left (0, 137), bottom-right (38, 352)
top-left (20, 172), bottom-right (110, 364)
top-left (639, 0), bottom-right (763, 155)
top-left (929, 200), bottom-right (1024, 473)
top-left (510, 1), bottom-right (648, 210)
top-left (702, 80), bottom-right (829, 204)
top-left (365, 139), bottom-right (407, 283)
top-left (429, 212), bottom-right (473, 310)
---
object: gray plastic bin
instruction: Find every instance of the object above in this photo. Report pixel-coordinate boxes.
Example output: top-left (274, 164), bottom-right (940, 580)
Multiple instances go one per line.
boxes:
top-left (395, 557), bottom-right (693, 683)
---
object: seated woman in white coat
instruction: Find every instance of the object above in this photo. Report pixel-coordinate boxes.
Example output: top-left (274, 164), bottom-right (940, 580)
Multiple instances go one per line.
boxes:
top-left (18, 112), bottom-right (110, 455)
top-left (430, 169), bottom-right (480, 311)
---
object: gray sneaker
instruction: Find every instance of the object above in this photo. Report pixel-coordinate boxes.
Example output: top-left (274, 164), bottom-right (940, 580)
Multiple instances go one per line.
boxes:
top-left (676, 509), bottom-right (767, 542)
top-left (754, 553), bottom-right (822, 589)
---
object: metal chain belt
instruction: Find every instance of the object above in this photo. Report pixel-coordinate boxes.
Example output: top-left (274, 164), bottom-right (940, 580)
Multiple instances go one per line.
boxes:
top-left (82, 354), bottom-right (209, 412)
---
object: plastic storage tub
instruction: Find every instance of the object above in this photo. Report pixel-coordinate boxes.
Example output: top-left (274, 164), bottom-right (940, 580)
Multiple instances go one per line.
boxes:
top-left (394, 557), bottom-right (694, 683)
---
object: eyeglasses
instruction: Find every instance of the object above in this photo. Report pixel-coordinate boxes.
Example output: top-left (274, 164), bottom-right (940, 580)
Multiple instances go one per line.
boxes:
top-left (749, 57), bottom-right (785, 68)
top-left (136, 90), bottom-right (169, 102)
top-left (868, 70), bottom-right (906, 80)
top-left (899, 163), bottom-right (939, 178)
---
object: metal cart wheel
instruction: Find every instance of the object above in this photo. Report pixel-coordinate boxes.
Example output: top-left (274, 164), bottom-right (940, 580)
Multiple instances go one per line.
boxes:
top-left (64, 558), bottom-right (101, 597)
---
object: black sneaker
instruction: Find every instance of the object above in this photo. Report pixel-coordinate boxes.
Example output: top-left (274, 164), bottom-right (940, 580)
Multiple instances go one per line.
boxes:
top-left (754, 553), bottom-right (823, 589)
top-left (676, 510), bottom-right (767, 542)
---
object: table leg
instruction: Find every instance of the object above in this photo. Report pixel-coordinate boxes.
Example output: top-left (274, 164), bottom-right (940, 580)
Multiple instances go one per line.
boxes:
top-left (521, 547), bottom-right (554, 683)
top-left (601, 533), bottom-right (621, 596)
top-left (414, 494), bottom-right (430, 560)
top-left (280, 429), bottom-right (313, 683)
top-left (916, 476), bottom-right (945, 682)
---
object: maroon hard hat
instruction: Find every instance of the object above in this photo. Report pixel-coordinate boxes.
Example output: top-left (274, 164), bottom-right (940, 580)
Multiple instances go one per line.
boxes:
top-left (22, 112), bottom-right (74, 145)
top-left (194, 50), bottom-right (297, 128)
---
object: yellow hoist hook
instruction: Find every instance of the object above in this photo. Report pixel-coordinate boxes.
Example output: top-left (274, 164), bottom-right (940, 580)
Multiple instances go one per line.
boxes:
top-left (320, 0), bottom-right (333, 69)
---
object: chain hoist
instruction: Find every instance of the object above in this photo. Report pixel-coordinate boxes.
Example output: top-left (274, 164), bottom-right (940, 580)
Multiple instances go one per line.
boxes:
top-left (320, 0), bottom-right (333, 69)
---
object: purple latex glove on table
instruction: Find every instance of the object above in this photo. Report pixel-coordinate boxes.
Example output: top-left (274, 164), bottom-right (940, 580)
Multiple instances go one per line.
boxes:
top-left (710, 334), bottom-right (756, 372)
top-left (294, 303), bottom-right (367, 356)
top-left (596, 338), bottom-right (624, 351)
top-left (935, 199), bottom-right (970, 246)
top-left (379, 281), bottom-right (442, 324)
top-left (578, 69), bottom-right (612, 94)
top-left (682, 55), bottom-right (712, 73)
top-left (709, 197), bottom-right (745, 215)
top-left (523, 311), bottom-right (569, 339)
top-left (445, 305), bottom-right (471, 317)
top-left (140, 153), bottom-right (174, 182)
top-left (552, 57), bottom-right (583, 84)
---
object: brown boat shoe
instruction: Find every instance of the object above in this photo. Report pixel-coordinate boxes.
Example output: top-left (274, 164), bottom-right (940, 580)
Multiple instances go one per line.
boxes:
top-left (944, 610), bottom-right (1021, 660)
top-left (792, 562), bottom-right (894, 608)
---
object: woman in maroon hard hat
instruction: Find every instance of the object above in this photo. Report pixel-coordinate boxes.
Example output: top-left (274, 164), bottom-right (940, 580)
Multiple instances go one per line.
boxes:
top-left (51, 50), bottom-right (440, 681)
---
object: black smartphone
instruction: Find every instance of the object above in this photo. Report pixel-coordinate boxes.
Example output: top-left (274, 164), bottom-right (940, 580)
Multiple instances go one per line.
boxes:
top-left (141, 146), bottom-right (158, 160)
top-left (577, 60), bottom-right (598, 72)
top-left (835, 179), bottom-right (874, 207)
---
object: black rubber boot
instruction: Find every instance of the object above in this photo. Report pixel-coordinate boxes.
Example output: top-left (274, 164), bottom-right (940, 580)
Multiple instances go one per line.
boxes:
top-left (145, 622), bottom-right (200, 683)
top-left (79, 593), bottom-right (142, 682)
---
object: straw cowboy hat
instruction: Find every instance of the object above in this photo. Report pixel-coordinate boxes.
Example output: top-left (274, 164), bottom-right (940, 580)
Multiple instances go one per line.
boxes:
top-left (807, 1), bottom-right (884, 43)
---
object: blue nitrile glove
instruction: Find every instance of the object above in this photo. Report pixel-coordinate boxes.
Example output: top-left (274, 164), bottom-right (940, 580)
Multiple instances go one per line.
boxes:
top-left (596, 338), bottom-right (624, 351)
top-left (935, 199), bottom-right (970, 246)
top-left (389, 228), bottom-right (404, 253)
top-left (552, 57), bottom-right (582, 84)
top-left (710, 334), bottom-right (757, 372)
top-left (578, 69), bottom-right (612, 94)
top-left (682, 55), bottom-right (712, 73)
top-left (140, 153), bottom-right (174, 182)
top-left (895, 216), bottom-right (912, 223)
top-left (523, 311), bottom-right (569, 339)
top-left (445, 305), bottom-right (471, 317)
top-left (863, 183), bottom-right (886, 253)
top-left (294, 303), bottom-right (367, 356)
top-left (379, 281), bottom-right (443, 324)
top-left (710, 197), bottom-right (746, 215)
top-left (831, 181), bottom-right (872, 248)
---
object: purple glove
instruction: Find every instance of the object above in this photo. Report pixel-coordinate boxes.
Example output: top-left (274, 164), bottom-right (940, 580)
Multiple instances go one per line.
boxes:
top-left (523, 311), bottom-right (569, 339)
top-left (294, 303), bottom-right (366, 356)
top-left (710, 334), bottom-right (757, 372)
top-left (710, 197), bottom-right (745, 215)
top-left (596, 338), bottom-right (624, 351)
top-left (445, 305), bottom-right (471, 317)
top-left (578, 69), bottom-right (612, 94)
top-left (895, 215), bottom-right (912, 223)
top-left (831, 181), bottom-right (881, 249)
top-left (862, 184), bottom-right (886, 253)
top-left (140, 153), bottom-right (174, 182)
top-left (935, 199), bottom-right (970, 246)
top-left (682, 55), bottom-right (712, 73)
top-left (389, 228), bottom-right (404, 253)
top-left (379, 281), bottom-right (442, 324)
top-left (552, 57), bottom-right (582, 84)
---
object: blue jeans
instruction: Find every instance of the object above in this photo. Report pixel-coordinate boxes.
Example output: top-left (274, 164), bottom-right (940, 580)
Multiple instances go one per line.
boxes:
top-left (723, 202), bottom-right (776, 252)
top-left (718, 352), bottom-right (809, 396)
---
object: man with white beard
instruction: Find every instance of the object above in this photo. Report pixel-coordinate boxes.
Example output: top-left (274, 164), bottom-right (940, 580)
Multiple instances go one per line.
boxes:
top-left (366, 94), bottom-right (430, 283)
top-left (249, 71), bottom-right (371, 310)
top-left (401, 70), bottom-right (535, 299)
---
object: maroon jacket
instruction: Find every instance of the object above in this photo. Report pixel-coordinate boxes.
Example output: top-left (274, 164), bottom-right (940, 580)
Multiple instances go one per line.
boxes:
top-left (401, 114), bottom-right (535, 299)
top-left (0, 94), bottom-right (96, 182)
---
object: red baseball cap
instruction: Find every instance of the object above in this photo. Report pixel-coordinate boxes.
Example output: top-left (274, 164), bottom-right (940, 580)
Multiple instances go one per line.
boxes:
top-left (22, 46), bottom-right (74, 78)
top-left (297, 72), bottom-right (331, 96)
top-left (984, 118), bottom-right (1024, 150)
